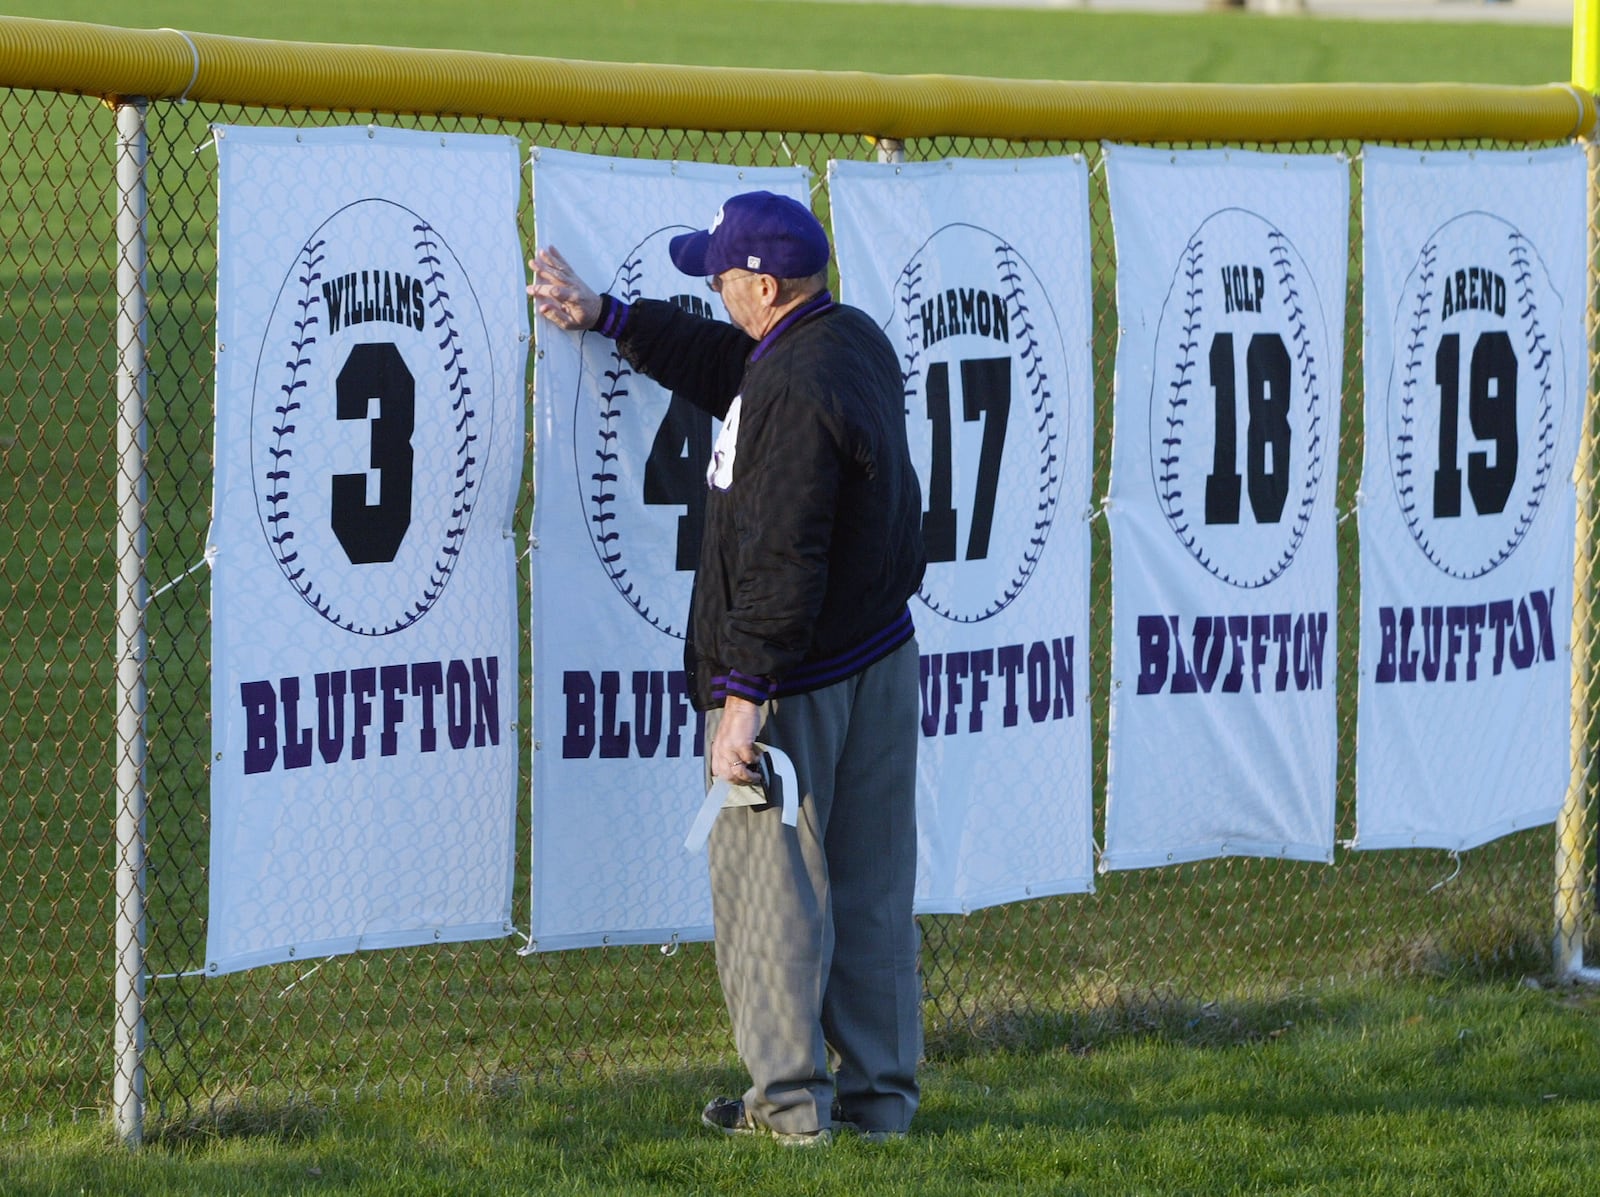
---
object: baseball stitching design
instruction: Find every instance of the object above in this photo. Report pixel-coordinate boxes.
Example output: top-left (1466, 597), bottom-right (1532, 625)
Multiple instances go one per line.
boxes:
top-left (576, 249), bottom-right (690, 638)
top-left (1154, 234), bottom-right (1205, 555)
top-left (896, 223), bottom-right (1066, 624)
top-left (262, 236), bottom-right (324, 613)
top-left (1389, 215), bottom-right (1557, 579)
top-left (1151, 210), bottom-right (1327, 589)
top-left (572, 232), bottom-right (716, 640)
top-left (415, 219), bottom-right (480, 616)
top-left (257, 202), bottom-right (484, 636)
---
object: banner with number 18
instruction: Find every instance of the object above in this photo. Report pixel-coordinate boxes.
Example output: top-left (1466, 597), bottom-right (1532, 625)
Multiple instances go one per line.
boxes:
top-left (1103, 145), bottom-right (1348, 871)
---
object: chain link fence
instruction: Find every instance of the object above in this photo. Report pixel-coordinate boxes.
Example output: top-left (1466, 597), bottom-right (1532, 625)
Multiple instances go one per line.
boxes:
top-left (1, 71), bottom-right (1595, 1137)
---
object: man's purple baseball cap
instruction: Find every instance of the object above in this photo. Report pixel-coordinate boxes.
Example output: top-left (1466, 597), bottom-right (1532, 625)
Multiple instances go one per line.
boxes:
top-left (668, 191), bottom-right (831, 279)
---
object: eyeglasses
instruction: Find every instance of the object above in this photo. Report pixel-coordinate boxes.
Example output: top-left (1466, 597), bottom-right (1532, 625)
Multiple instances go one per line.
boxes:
top-left (708, 270), bottom-right (759, 294)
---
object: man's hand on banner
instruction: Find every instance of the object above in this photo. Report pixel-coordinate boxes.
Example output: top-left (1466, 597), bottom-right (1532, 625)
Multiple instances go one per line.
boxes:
top-left (528, 246), bottom-right (601, 331)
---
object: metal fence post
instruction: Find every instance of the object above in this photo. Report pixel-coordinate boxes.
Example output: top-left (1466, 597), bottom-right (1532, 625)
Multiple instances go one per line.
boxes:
top-left (1555, 137), bottom-right (1599, 983)
top-left (112, 95), bottom-right (150, 1147)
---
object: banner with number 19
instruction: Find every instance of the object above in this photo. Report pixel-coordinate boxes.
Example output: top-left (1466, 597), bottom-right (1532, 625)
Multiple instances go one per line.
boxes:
top-left (1354, 145), bottom-right (1585, 852)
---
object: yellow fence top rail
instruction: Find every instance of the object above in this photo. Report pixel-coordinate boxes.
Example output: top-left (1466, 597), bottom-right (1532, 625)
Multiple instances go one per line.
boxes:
top-left (0, 15), bottom-right (1592, 142)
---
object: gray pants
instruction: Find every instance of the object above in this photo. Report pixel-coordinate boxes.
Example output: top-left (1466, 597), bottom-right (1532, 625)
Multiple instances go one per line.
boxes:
top-left (706, 638), bottom-right (922, 1137)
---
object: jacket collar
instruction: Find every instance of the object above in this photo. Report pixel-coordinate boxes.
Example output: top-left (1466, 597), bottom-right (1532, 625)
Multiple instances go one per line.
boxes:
top-left (749, 290), bottom-right (835, 363)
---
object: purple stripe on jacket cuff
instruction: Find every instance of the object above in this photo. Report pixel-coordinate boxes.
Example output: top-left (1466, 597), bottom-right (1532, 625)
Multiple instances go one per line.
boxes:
top-left (721, 669), bottom-right (774, 704)
top-left (778, 608), bottom-right (915, 692)
top-left (709, 608), bottom-right (915, 707)
top-left (595, 293), bottom-right (630, 339)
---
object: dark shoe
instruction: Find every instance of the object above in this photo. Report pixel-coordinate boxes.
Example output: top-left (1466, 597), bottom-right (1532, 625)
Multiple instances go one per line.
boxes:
top-left (701, 1096), bottom-right (831, 1147)
top-left (831, 1101), bottom-right (907, 1143)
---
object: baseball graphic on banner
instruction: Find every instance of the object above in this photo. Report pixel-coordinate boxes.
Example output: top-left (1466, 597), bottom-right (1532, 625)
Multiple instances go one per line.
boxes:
top-left (1149, 207), bottom-right (1330, 590)
top-left (249, 197), bottom-right (495, 636)
top-left (573, 226), bottom-right (721, 639)
top-left (212, 125), bottom-right (526, 975)
top-left (892, 222), bottom-right (1068, 623)
top-left (1384, 211), bottom-right (1563, 580)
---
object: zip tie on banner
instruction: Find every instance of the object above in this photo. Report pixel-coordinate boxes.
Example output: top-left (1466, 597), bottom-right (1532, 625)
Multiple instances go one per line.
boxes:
top-left (144, 544), bottom-right (217, 607)
top-left (160, 29), bottom-right (202, 105)
top-left (1085, 496), bottom-right (1110, 523)
top-left (1338, 489), bottom-right (1366, 526)
top-left (780, 137), bottom-right (797, 166)
top-left (1428, 850), bottom-right (1463, 893)
top-left (515, 925), bottom-right (536, 956)
top-left (147, 967), bottom-right (208, 982)
top-left (660, 934), bottom-right (680, 957)
top-left (277, 960), bottom-right (325, 999)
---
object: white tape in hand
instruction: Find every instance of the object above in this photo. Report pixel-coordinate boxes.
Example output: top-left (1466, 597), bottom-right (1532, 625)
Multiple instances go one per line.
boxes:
top-left (683, 742), bottom-right (799, 852)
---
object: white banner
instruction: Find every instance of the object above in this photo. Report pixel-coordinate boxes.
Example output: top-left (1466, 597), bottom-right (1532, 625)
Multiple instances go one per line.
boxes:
top-left (830, 157), bottom-right (1095, 910)
top-left (208, 126), bottom-right (526, 974)
top-left (1103, 146), bottom-right (1347, 871)
top-left (529, 148), bottom-right (813, 949)
top-left (1355, 146), bottom-right (1585, 851)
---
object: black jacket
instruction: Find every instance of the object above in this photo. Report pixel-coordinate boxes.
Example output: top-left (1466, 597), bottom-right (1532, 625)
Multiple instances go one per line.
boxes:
top-left (599, 290), bottom-right (926, 711)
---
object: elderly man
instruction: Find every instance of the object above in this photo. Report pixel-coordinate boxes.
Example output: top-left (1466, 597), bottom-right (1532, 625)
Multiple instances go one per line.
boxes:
top-left (529, 190), bottom-right (925, 1145)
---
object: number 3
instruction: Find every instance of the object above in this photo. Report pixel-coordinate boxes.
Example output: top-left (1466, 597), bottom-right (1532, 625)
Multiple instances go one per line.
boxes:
top-left (331, 341), bottom-right (415, 565)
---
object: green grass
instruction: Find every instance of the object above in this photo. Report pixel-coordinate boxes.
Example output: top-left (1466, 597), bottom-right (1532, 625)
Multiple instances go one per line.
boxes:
top-left (0, 0), bottom-right (1595, 1188)
top-left (7, 980), bottom-right (1600, 1195)
top-left (0, 0), bottom-right (1576, 83)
